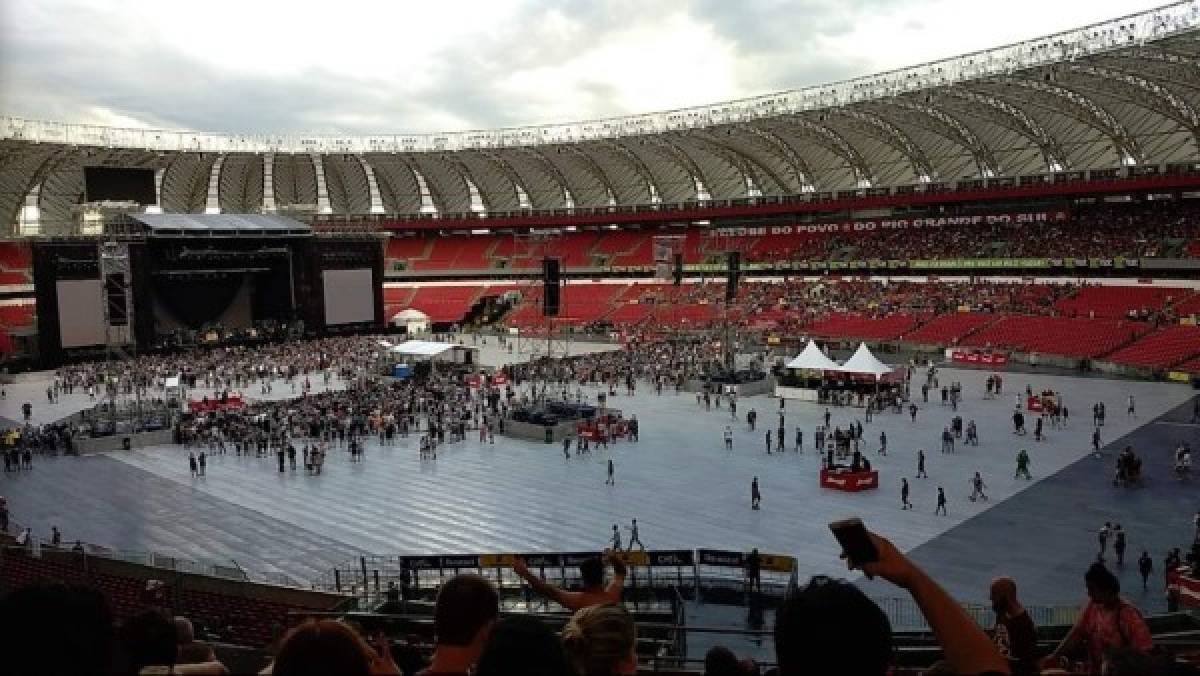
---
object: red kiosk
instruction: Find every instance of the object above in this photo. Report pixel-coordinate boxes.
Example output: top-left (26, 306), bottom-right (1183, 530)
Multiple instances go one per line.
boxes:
top-left (819, 467), bottom-right (880, 492)
top-left (576, 410), bottom-right (628, 442)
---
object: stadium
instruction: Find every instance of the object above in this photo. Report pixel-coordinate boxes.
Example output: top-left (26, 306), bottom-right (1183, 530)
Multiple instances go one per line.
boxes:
top-left (2, 1), bottom-right (1200, 674)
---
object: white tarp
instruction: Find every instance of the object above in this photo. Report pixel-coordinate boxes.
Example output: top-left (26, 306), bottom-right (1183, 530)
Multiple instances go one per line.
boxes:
top-left (164, 376), bottom-right (180, 388)
top-left (390, 340), bottom-right (456, 357)
top-left (785, 340), bottom-right (840, 371)
top-left (837, 342), bottom-right (893, 377)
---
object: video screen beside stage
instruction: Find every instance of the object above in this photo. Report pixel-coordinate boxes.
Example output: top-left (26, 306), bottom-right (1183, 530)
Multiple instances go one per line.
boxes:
top-left (322, 268), bottom-right (374, 325)
top-left (56, 279), bottom-right (106, 348)
top-left (83, 167), bottom-right (156, 205)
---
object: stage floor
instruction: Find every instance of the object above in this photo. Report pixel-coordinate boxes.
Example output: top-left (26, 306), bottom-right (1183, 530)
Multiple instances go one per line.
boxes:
top-left (2, 364), bottom-right (1197, 611)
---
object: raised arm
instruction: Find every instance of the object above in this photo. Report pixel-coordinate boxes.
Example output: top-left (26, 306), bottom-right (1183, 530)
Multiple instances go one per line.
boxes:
top-left (604, 552), bottom-right (628, 598)
top-left (512, 556), bottom-right (574, 608)
top-left (856, 533), bottom-right (1010, 676)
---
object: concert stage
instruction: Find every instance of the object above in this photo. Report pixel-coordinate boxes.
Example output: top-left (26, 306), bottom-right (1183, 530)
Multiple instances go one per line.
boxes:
top-left (30, 214), bottom-right (384, 367)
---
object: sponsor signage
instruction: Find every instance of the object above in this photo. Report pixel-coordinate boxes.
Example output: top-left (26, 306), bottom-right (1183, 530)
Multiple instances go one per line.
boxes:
top-left (647, 550), bottom-right (695, 567)
top-left (714, 210), bottom-right (1068, 238)
top-left (698, 549), bottom-right (745, 567)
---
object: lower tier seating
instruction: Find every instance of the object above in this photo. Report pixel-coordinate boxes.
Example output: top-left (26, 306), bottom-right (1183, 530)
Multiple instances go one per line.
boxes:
top-left (1104, 325), bottom-right (1200, 369)
top-left (959, 316), bottom-right (1151, 359)
top-left (901, 313), bottom-right (998, 345)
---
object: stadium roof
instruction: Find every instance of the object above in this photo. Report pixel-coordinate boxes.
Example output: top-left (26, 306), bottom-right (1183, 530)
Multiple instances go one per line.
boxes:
top-left (3, 1), bottom-right (1200, 233)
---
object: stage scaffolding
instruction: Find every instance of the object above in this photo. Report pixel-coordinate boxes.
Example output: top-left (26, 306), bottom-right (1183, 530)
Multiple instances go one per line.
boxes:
top-left (510, 229), bottom-right (572, 367)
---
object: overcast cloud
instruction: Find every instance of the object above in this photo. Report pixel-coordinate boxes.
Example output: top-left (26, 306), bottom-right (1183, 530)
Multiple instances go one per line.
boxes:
top-left (0, 0), bottom-right (1171, 134)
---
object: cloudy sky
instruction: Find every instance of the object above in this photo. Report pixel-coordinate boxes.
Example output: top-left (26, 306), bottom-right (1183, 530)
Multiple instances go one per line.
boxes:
top-left (0, 0), bottom-right (1172, 135)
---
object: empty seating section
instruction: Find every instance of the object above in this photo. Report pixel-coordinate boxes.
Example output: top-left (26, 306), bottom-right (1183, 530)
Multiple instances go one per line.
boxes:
top-left (960, 316), bottom-right (1151, 358)
top-left (902, 313), bottom-right (999, 345)
top-left (1104, 325), bottom-right (1200, 369)
top-left (554, 284), bottom-right (625, 323)
top-left (1054, 285), bottom-right (1190, 318)
top-left (447, 237), bottom-right (497, 270)
top-left (406, 286), bottom-right (485, 323)
top-left (385, 237), bottom-right (431, 266)
top-left (807, 313), bottom-right (924, 341)
top-left (2, 550), bottom-right (329, 649)
top-left (411, 238), bottom-right (466, 271)
top-left (593, 230), bottom-right (647, 261)
top-left (175, 587), bottom-right (300, 648)
top-left (0, 242), bottom-right (31, 285)
top-left (608, 234), bottom-right (654, 266)
top-left (1174, 294), bottom-right (1200, 317)
top-left (0, 303), bottom-right (34, 327)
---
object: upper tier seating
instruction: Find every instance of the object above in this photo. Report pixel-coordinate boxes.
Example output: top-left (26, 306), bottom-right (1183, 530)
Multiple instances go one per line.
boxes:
top-left (385, 237), bottom-right (431, 265)
top-left (959, 316), bottom-right (1151, 359)
top-left (1053, 285), bottom-right (1192, 319)
top-left (1103, 325), bottom-right (1200, 369)
top-left (0, 242), bottom-right (31, 269)
top-left (902, 313), bottom-right (999, 345)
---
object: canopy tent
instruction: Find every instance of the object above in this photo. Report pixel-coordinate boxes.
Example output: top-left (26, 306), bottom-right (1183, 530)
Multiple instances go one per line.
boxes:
top-left (836, 342), bottom-right (893, 377)
top-left (390, 340), bottom-right (457, 357)
top-left (389, 308), bottom-right (430, 333)
top-left (785, 340), bottom-right (840, 371)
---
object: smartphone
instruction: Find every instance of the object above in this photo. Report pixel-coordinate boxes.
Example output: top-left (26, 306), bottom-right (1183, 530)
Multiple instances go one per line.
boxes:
top-left (829, 517), bottom-right (879, 566)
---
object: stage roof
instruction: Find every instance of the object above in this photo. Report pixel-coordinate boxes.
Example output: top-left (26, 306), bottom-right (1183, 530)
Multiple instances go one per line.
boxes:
top-left (129, 213), bottom-right (311, 235)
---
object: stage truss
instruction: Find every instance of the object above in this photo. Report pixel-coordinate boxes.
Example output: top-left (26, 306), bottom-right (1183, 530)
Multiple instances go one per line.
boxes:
top-left (510, 229), bottom-right (571, 363)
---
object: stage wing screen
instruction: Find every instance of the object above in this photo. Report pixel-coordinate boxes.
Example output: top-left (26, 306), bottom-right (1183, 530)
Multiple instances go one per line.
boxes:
top-left (84, 167), bottom-right (156, 205)
top-left (322, 268), bottom-right (374, 325)
top-left (57, 279), bottom-right (106, 348)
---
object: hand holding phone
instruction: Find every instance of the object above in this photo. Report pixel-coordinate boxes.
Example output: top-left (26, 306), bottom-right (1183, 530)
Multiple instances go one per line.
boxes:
top-left (829, 517), bottom-right (879, 568)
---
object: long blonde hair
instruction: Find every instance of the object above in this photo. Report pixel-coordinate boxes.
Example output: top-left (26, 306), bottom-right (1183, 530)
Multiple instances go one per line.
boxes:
top-left (561, 604), bottom-right (636, 676)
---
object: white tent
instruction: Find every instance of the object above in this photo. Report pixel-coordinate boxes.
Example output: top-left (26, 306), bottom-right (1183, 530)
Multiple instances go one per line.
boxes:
top-left (390, 339), bottom-right (455, 357)
top-left (390, 308), bottom-right (430, 334)
top-left (837, 342), bottom-right (893, 377)
top-left (785, 340), bottom-right (840, 371)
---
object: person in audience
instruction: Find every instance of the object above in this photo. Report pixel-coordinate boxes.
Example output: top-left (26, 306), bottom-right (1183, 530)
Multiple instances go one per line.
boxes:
top-left (263, 618), bottom-right (396, 676)
top-left (1040, 562), bottom-right (1153, 672)
top-left (120, 609), bottom-right (229, 675)
top-left (174, 616), bottom-right (216, 665)
top-left (419, 574), bottom-right (499, 676)
top-left (988, 577), bottom-right (1038, 675)
top-left (775, 529), bottom-right (1010, 676)
top-left (475, 615), bottom-right (577, 676)
top-left (703, 645), bottom-right (756, 676)
top-left (561, 603), bottom-right (637, 676)
top-left (0, 582), bottom-right (116, 676)
top-left (512, 552), bottom-right (627, 610)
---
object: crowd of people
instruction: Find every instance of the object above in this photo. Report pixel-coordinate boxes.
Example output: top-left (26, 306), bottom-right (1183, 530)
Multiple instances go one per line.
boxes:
top-left (5, 524), bottom-right (1189, 675)
top-left (742, 200), bottom-right (1200, 264)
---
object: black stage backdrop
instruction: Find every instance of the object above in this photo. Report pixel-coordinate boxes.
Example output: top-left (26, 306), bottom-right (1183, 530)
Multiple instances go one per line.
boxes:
top-left (32, 242), bottom-right (101, 367)
top-left (297, 236), bottom-right (384, 332)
